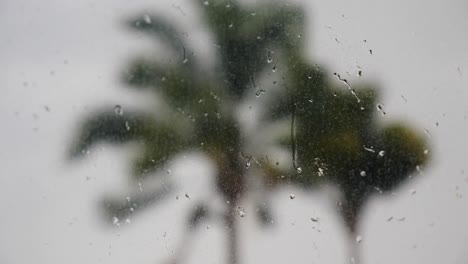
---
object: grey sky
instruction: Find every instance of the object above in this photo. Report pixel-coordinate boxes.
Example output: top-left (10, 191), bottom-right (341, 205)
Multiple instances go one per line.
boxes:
top-left (1, 0), bottom-right (468, 263)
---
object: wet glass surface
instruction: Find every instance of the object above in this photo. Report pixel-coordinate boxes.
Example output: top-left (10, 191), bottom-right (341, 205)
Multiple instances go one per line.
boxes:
top-left (1, 0), bottom-right (467, 263)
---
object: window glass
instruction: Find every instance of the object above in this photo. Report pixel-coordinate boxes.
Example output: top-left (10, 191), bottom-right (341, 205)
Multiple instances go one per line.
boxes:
top-left (1, 0), bottom-right (467, 263)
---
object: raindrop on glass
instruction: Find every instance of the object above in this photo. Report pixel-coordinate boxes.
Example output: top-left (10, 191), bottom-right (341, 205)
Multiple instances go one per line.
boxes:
top-left (296, 167), bottom-right (302, 174)
top-left (356, 235), bottom-right (363, 243)
top-left (289, 194), bottom-right (296, 200)
top-left (266, 49), bottom-right (273, 63)
top-left (237, 206), bottom-right (246, 217)
top-left (125, 121), bottom-right (131, 131)
top-left (114, 105), bottom-right (123, 116)
top-left (376, 104), bottom-right (386, 115)
top-left (256, 89), bottom-right (266, 97)
top-left (378, 150), bottom-right (385, 157)
top-left (143, 14), bottom-right (151, 24)
top-left (317, 167), bottom-right (324, 177)
top-left (360, 170), bottom-right (367, 177)
top-left (113, 217), bottom-right (120, 226)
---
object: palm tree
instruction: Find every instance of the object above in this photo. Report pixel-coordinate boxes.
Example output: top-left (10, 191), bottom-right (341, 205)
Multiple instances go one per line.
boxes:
top-left (69, 1), bottom-right (305, 264)
top-left (68, 0), bottom-right (430, 263)
top-left (261, 58), bottom-right (430, 262)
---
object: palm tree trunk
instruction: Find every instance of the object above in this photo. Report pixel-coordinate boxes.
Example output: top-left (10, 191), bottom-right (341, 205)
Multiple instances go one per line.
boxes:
top-left (226, 202), bottom-right (239, 264)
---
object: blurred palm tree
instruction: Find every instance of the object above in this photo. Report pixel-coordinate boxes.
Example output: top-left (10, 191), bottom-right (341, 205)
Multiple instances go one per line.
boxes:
top-left (69, 1), bottom-right (304, 263)
top-left (259, 48), bottom-right (431, 262)
top-left (69, 0), bottom-right (430, 263)
top-left (261, 58), bottom-right (430, 262)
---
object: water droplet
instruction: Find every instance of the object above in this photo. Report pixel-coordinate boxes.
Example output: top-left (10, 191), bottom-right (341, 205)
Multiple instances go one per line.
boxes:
top-left (125, 218), bottom-right (131, 224)
top-left (245, 160), bottom-right (251, 169)
top-left (166, 169), bottom-right (171, 175)
top-left (138, 182), bottom-right (143, 192)
top-left (424, 149), bottom-right (429, 155)
top-left (410, 189), bottom-right (417, 195)
top-left (255, 89), bottom-right (266, 97)
top-left (143, 14), bottom-right (151, 24)
top-left (289, 194), bottom-right (296, 200)
top-left (125, 121), bottom-right (131, 131)
top-left (333, 72), bottom-right (360, 102)
top-left (114, 105), bottom-right (123, 115)
top-left (317, 167), bottom-right (324, 177)
top-left (266, 49), bottom-right (273, 63)
top-left (237, 206), bottom-right (246, 217)
top-left (185, 193), bottom-right (191, 199)
top-left (378, 150), bottom-right (385, 157)
top-left (126, 196), bottom-right (131, 202)
top-left (296, 167), bottom-right (302, 174)
top-left (397, 217), bottom-right (406, 222)
top-left (356, 235), bottom-right (363, 243)
top-left (357, 70), bottom-right (362, 77)
top-left (369, 49), bottom-right (373, 55)
top-left (360, 171), bottom-right (367, 177)
top-left (376, 104), bottom-right (386, 115)
top-left (363, 145), bottom-right (376, 153)
top-left (113, 217), bottom-right (120, 226)
top-left (387, 216), bottom-right (394, 222)
top-left (228, 23), bottom-right (233, 28)
top-left (310, 217), bottom-right (319, 222)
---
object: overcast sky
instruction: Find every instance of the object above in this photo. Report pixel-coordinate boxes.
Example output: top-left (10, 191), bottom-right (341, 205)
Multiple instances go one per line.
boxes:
top-left (1, 0), bottom-right (468, 263)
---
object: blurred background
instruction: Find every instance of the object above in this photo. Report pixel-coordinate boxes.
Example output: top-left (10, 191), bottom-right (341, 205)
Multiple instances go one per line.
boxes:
top-left (1, 0), bottom-right (468, 263)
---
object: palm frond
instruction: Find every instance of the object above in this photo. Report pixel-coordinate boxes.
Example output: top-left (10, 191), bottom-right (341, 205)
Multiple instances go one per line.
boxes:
top-left (69, 109), bottom-right (154, 158)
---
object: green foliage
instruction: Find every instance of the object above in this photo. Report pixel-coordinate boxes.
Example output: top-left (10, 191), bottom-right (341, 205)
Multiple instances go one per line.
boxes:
top-left (69, 0), bottom-right (430, 262)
